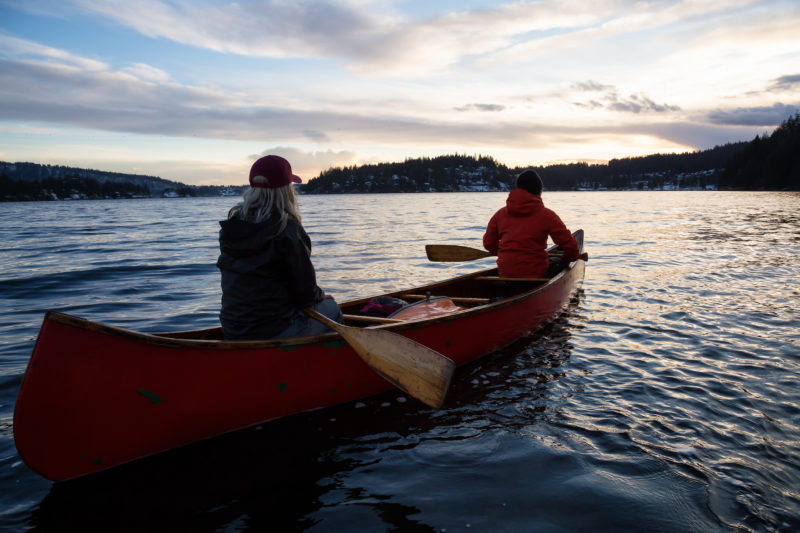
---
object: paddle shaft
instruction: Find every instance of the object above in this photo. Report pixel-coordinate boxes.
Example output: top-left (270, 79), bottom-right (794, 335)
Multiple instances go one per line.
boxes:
top-left (426, 244), bottom-right (578, 262)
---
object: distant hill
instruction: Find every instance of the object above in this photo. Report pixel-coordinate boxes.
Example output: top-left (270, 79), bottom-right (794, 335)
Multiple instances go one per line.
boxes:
top-left (302, 154), bottom-right (515, 194)
top-left (718, 113), bottom-right (800, 190)
top-left (302, 143), bottom-right (749, 194)
top-left (0, 162), bottom-right (244, 201)
top-left (541, 142), bottom-right (750, 191)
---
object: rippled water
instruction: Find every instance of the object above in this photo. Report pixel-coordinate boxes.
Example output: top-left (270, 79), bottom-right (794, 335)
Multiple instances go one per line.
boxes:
top-left (1, 191), bottom-right (798, 532)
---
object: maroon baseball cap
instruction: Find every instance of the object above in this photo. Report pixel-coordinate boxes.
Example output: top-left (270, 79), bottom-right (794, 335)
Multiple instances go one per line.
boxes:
top-left (249, 155), bottom-right (302, 188)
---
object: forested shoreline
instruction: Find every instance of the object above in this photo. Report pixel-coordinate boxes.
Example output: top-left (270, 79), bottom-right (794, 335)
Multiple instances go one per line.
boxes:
top-left (2, 114), bottom-right (797, 201)
top-left (301, 145), bottom-right (740, 194)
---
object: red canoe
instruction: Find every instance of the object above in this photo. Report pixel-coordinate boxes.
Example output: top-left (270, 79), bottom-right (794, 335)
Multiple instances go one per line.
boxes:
top-left (14, 231), bottom-right (585, 481)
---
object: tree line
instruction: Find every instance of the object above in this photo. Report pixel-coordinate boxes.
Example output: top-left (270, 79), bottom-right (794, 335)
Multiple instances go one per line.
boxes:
top-left (303, 114), bottom-right (799, 193)
top-left (718, 113), bottom-right (799, 190)
top-left (301, 154), bottom-right (514, 194)
top-left (0, 174), bottom-right (151, 201)
top-left (0, 171), bottom-right (239, 201)
top-left (302, 144), bottom-right (748, 193)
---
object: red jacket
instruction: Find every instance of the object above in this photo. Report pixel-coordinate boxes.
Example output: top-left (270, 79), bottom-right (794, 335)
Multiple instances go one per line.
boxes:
top-left (483, 189), bottom-right (579, 278)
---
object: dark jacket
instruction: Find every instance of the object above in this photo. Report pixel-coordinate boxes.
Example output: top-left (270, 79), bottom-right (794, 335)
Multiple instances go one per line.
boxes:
top-left (217, 213), bottom-right (324, 340)
top-left (483, 189), bottom-right (579, 278)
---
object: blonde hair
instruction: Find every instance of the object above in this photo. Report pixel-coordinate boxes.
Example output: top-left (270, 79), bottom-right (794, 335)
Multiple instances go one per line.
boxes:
top-left (228, 184), bottom-right (301, 234)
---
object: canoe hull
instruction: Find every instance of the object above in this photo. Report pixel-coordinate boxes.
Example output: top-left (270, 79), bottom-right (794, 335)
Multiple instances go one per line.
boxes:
top-left (14, 239), bottom-right (584, 481)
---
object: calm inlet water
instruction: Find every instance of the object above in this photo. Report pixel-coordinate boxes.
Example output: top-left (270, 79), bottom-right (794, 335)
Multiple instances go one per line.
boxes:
top-left (1, 191), bottom-right (798, 532)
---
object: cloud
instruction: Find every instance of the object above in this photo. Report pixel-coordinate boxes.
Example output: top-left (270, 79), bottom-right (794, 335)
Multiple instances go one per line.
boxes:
top-left (0, 29), bottom-right (785, 176)
top-left (29, 0), bottom-right (625, 75)
top-left (248, 147), bottom-right (358, 178)
top-left (0, 45), bottom-right (551, 148)
top-left (302, 130), bottom-right (331, 143)
top-left (453, 103), bottom-right (506, 112)
top-left (572, 100), bottom-right (604, 109)
top-left (633, 121), bottom-right (766, 149)
top-left (0, 41), bottom-right (764, 161)
top-left (769, 74), bottom-right (800, 91)
top-left (120, 63), bottom-right (171, 84)
top-left (480, 0), bottom-right (763, 68)
top-left (7, 0), bottom-right (798, 81)
top-left (706, 102), bottom-right (799, 126)
top-left (0, 33), bottom-right (107, 71)
top-left (571, 80), bottom-right (615, 92)
top-left (570, 82), bottom-right (681, 114)
top-left (607, 94), bottom-right (681, 114)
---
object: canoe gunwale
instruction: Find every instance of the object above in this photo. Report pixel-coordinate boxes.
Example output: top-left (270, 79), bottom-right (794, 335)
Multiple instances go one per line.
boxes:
top-left (41, 262), bottom-right (577, 350)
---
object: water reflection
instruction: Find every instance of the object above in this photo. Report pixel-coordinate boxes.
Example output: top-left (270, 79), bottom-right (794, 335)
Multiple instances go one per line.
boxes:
top-left (29, 414), bottom-right (333, 531)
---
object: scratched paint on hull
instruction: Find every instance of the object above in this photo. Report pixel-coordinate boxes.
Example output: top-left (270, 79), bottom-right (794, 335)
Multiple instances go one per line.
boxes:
top-left (136, 389), bottom-right (165, 404)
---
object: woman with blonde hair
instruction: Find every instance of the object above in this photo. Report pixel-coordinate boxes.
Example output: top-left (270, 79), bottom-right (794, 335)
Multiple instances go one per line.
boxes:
top-left (217, 155), bottom-right (341, 340)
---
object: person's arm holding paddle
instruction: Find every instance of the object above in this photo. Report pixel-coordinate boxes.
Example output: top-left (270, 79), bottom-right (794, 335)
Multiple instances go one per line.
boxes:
top-left (482, 211), bottom-right (500, 256)
top-left (281, 219), bottom-right (343, 333)
top-left (547, 213), bottom-right (581, 261)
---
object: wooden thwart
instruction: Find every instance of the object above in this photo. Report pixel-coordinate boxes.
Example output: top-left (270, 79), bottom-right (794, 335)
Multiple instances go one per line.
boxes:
top-left (343, 314), bottom-right (402, 324)
top-left (475, 276), bottom-right (550, 282)
top-left (401, 294), bottom-right (490, 304)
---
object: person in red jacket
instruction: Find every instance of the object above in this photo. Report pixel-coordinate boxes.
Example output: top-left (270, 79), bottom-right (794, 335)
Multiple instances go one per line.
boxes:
top-left (483, 170), bottom-right (586, 278)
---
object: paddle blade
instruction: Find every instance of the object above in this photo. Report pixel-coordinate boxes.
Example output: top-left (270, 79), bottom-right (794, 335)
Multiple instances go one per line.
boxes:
top-left (304, 308), bottom-right (454, 408)
top-left (339, 327), bottom-right (455, 409)
top-left (425, 244), bottom-right (491, 262)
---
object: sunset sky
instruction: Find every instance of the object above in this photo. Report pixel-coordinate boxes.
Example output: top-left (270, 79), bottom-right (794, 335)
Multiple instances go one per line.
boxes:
top-left (1, 0), bottom-right (798, 185)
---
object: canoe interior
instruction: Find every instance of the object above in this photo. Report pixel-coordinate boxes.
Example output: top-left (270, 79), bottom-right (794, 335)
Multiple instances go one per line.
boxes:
top-left (152, 229), bottom-right (584, 343)
top-left (152, 266), bottom-right (533, 341)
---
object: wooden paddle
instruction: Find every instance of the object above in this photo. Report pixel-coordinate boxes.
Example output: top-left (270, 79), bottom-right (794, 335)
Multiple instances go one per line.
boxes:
top-left (426, 244), bottom-right (571, 262)
top-left (303, 308), bottom-right (455, 409)
top-left (425, 244), bottom-right (491, 262)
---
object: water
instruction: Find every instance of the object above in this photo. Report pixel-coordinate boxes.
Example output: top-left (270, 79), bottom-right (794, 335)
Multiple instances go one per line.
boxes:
top-left (1, 192), bottom-right (798, 532)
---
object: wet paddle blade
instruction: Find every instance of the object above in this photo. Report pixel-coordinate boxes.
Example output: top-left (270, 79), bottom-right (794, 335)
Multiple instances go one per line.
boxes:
top-left (304, 308), bottom-right (455, 408)
top-left (338, 327), bottom-right (455, 408)
top-left (425, 244), bottom-right (491, 262)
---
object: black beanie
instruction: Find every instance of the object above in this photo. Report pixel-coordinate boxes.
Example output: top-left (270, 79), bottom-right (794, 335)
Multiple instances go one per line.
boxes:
top-left (516, 170), bottom-right (543, 195)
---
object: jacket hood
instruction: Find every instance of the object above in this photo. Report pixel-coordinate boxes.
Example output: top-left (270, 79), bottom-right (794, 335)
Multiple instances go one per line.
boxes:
top-left (219, 212), bottom-right (286, 256)
top-left (506, 188), bottom-right (544, 217)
